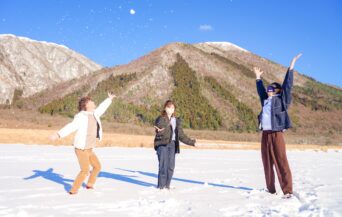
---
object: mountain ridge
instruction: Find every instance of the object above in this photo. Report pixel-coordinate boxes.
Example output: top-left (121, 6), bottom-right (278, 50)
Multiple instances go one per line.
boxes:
top-left (1, 36), bottom-right (341, 137)
top-left (0, 34), bottom-right (102, 104)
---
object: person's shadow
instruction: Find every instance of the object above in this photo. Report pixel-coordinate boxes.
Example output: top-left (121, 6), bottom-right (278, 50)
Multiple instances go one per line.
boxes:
top-left (98, 171), bottom-right (156, 187)
top-left (24, 168), bottom-right (251, 191)
top-left (23, 168), bottom-right (74, 192)
top-left (23, 168), bottom-right (156, 192)
top-left (117, 168), bottom-right (254, 191)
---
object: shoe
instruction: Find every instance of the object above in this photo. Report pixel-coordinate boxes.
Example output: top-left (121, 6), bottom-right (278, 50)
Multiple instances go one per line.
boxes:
top-left (68, 191), bottom-right (77, 195)
top-left (86, 185), bottom-right (94, 189)
top-left (166, 186), bottom-right (175, 190)
top-left (265, 189), bottom-right (277, 194)
top-left (282, 193), bottom-right (293, 199)
top-left (158, 187), bottom-right (170, 191)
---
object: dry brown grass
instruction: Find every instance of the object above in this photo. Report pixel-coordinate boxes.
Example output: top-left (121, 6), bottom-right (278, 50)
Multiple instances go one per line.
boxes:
top-left (0, 108), bottom-right (341, 149)
top-left (0, 128), bottom-right (341, 151)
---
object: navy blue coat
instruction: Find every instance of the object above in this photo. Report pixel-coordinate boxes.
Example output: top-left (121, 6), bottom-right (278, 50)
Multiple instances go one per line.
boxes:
top-left (256, 68), bottom-right (293, 131)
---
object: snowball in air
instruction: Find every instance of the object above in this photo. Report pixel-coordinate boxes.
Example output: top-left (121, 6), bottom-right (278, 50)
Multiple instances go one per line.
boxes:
top-left (130, 9), bottom-right (136, 15)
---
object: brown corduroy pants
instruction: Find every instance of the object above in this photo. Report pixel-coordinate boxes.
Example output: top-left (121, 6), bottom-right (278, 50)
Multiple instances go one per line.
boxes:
top-left (261, 131), bottom-right (293, 194)
top-left (70, 148), bottom-right (101, 193)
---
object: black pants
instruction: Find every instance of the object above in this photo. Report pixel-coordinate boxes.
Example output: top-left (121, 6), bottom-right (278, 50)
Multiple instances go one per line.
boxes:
top-left (157, 141), bottom-right (176, 189)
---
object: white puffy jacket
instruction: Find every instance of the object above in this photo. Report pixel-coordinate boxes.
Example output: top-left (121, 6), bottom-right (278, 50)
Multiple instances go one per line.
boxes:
top-left (57, 98), bottom-right (112, 150)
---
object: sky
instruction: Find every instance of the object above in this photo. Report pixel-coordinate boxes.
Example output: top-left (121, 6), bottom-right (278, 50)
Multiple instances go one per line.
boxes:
top-left (0, 0), bottom-right (341, 87)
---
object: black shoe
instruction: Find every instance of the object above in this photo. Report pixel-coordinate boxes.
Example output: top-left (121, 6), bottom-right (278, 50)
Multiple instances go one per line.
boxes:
top-left (265, 189), bottom-right (276, 194)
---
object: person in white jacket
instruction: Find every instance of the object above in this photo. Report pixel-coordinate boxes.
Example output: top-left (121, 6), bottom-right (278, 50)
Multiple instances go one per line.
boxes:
top-left (49, 92), bottom-right (116, 194)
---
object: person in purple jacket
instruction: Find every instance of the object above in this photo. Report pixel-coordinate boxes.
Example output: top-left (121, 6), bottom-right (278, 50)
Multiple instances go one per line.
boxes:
top-left (253, 53), bottom-right (302, 198)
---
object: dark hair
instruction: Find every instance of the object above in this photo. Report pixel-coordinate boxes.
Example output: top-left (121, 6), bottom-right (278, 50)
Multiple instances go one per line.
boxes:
top-left (78, 96), bottom-right (91, 111)
top-left (270, 82), bottom-right (282, 94)
top-left (161, 100), bottom-right (176, 117)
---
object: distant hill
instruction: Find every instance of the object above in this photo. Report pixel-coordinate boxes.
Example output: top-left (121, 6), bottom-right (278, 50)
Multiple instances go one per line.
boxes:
top-left (0, 34), bottom-right (101, 104)
top-left (11, 40), bottom-right (342, 136)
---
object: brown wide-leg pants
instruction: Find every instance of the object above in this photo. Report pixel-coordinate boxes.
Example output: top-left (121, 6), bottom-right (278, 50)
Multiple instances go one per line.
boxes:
top-left (70, 148), bottom-right (101, 193)
top-left (261, 131), bottom-right (292, 194)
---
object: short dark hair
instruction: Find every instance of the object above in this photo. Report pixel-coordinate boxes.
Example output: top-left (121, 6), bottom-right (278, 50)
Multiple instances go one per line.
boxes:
top-left (78, 96), bottom-right (91, 111)
top-left (270, 82), bottom-right (282, 93)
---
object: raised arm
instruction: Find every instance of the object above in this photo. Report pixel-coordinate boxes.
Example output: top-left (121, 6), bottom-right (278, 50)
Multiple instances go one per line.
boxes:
top-left (282, 53), bottom-right (302, 106)
top-left (253, 67), bottom-right (268, 106)
top-left (94, 92), bottom-right (116, 117)
top-left (289, 53), bottom-right (302, 71)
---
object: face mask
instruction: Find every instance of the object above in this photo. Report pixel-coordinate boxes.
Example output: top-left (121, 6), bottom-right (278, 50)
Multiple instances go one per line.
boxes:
top-left (266, 86), bottom-right (275, 93)
top-left (165, 107), bottom-right (174, 116)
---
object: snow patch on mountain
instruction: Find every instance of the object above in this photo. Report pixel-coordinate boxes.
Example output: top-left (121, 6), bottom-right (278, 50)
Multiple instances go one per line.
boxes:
top-left (203, 41), bottom-right (249, 53)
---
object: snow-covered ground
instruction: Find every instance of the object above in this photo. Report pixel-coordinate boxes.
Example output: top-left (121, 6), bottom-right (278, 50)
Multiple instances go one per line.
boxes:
top-left (0, 144), bottom-right (341, 217)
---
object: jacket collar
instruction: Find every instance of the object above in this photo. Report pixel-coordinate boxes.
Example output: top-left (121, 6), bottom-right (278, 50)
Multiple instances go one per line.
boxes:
top-left (80, 111), bottom-right (94, 115)
top-left (267, 94), bottom-right (280, 100)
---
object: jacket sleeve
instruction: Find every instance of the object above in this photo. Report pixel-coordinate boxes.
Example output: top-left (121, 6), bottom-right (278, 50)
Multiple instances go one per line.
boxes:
top-left (155, 116), bottom-right (168, 129)
top-left (154, 116), bottom-right (170, 135)
top-left (281, 68), bottom-right (294, 107)
top-left (94, 98), bottom-right (112, 117)
top-left (177, 119), bottom-right (195, 146)
top-left (256, 79), bottom-right (268, 106)
top-left (57, 114), bottom-right (81, 138)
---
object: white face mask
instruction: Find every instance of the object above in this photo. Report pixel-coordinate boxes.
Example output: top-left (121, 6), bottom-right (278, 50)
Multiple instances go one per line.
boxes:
top-left (165, 107), bottom-right (175, 116)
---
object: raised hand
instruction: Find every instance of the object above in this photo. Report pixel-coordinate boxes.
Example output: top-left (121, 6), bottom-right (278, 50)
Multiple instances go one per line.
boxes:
top-left (154, 126), bottom-right (165, 133)
top-left (253, 67), bottom-right (264, 79)
top-left (289, 53), bottom-right (302, 70)
top-left (108, 91), bottom-right (117, 100)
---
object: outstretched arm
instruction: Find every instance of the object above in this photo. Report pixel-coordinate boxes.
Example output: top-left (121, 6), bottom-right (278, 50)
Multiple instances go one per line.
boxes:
top-left (177, 120), bottom-right (196, 146)
top-left (253, 67), bottom-right (268, 106)
top-left (23, 171), bottom-right (40, 180)
top-left (289, 53), bottom-right (302, 71)
top-left (178, 127), bottom-right (196, 146)
top-left (94, 92), bottom-right (116, 117)
top-left (282, 53), bottom-right (302, 106)
top-left (49, 114), bottom-right (81, 141)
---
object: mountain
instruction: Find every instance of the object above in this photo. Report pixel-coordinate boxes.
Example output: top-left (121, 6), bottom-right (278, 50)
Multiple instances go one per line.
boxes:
top-left (16, 41), bottom-right (342, 138)
top-left (0, 34), bottom-right (101, 104)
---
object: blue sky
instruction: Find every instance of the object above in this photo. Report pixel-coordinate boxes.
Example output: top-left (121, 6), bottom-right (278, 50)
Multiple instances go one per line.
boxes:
top-left (0, 0), bottom-right (341, 87)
